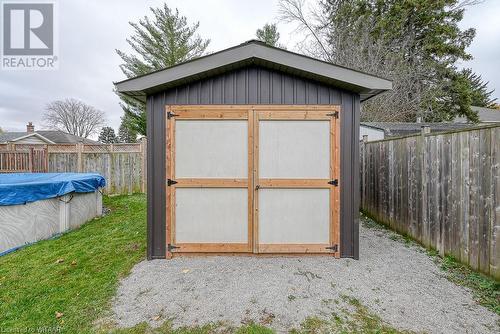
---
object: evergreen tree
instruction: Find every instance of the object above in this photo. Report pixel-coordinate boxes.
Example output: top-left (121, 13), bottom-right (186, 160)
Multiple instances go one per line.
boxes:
top-left (118, 116), bottom-right (137, 143)
top-left (116, 4), bottom-right (210, 135)
top-left (327, 0), bottom-right (477, 122)
top-left (98, 127), bottom-right (119, 144)
top-left (461, 69), bottom-right (497, 108)
top-left (256, 23), bottom-right (283, 47)
top-left (280, 0), bottom-right (490, 122)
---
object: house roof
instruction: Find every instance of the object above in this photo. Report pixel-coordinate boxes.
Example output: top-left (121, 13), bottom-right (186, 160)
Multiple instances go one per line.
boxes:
top-left (115, 40), bottom-right (392, 102)
top-left (454, 106), bottom-right (500, 123)
top-left (8, 132), bottom-right (56, 144)
top-left (0, 131), bottom-right (98, 144)
top-left (361, 122), bottom-right (477, 136)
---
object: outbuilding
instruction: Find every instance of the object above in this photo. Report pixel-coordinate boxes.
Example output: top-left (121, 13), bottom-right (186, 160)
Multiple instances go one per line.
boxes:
top-left (115, 40), bottom-right (391, 259)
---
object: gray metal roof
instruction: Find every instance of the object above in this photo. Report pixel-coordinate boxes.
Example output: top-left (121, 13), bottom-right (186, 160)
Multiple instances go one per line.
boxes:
top-left (115, 40), bottom-right (392, 102)
top-left (0, 131), bottom-right (98, 144)
top-left (361, 122), bottom-right (478, 137)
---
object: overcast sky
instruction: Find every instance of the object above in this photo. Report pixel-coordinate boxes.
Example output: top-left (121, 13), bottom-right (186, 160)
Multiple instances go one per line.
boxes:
top-left (1, 0), bottom-right (499, 135)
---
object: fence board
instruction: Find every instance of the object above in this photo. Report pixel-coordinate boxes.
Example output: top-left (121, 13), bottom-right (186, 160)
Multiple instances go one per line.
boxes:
top-left (491, 127), bottom-right (500, 278)
top-left (479, 129), bottom-right (492, 273)
top-left (451, 134), bottom-right (459, 256)
top-left (361, 125), bottom-right (500, 279)
top-left (460, 131), bottom-right (470, 263)
top-left (469, 130), bottom-right (480, 270)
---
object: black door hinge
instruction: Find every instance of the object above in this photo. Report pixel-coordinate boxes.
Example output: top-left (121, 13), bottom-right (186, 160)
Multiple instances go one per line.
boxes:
top-left (328, 179), bottom-right (339, 186)
top-left (327, 111), bottom-right (339, 118)
top-left (167, 179), bottom-right (178, 186)
top-left (167, 111), bottom-right (179, 119)
top-left (326, 244), bottom-right (338, 252)
top-left (167, 244), bottom-right (180, 252)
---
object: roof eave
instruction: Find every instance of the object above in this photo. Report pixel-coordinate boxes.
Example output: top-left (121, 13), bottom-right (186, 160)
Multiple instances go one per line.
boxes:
top-left (115, 41), bottom-right (392, 102)
top-left (10, 132), bottom-right (56, 144)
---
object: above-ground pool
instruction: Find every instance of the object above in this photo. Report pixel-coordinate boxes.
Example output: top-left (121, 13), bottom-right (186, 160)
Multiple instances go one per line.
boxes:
top-left (0, 173), bottom-right (106, 254)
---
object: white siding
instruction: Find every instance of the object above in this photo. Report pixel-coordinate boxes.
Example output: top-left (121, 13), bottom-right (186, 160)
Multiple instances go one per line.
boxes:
top-left (360, 125), bottom-right (384, 141)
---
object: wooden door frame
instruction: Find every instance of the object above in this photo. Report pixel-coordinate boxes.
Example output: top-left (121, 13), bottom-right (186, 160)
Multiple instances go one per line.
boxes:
top-left (253, 108), bottom-right (340, 257)
top-left (166, 106), bottom-right (252, 257)
top-left (165, 105), bottom-right (341, 258)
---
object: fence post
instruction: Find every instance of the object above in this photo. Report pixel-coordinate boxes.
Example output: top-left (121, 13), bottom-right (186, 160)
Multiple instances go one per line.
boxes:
top-left (44, 145), bottom-right (49, 172)
top-left (361, 135), bottom-right (368, 209)
top-left (108, 144), bottom-right (114, 194)
top-left (28, 147), bottom-right (34, 172)
top-left (76, 143), bottom-right (83, 172)
top-left (141, 137), bottom-right (147, 193)
top-left (420, 126), bottom-right (430, 247)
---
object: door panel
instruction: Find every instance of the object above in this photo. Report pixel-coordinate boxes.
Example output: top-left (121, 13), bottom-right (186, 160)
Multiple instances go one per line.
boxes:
top-left (175, 188), bottom-right (248, 243)
top-left (254, 110), bottom-right (339, 255)
top-left (259, 120), bottom-right (330, 178)
top-left (167, 108), bottom-right (252, 254)
top-left (258, 189), bottom-right (330, 244)
top-left (175, 120), bottom-right (248, 178)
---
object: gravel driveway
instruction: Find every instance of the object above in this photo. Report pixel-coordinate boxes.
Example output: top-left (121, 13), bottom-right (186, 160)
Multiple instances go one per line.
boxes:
top-left (112, 219), bottom-right (499, 333)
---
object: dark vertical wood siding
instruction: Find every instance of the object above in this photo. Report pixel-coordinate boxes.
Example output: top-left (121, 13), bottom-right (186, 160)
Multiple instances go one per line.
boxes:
top-left (147, 65), bottom-right (360, 259)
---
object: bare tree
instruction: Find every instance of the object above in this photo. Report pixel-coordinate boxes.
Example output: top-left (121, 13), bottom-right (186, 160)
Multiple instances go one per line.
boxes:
top-left (278, 0), bottom-right (331, 60)
top-left (44, 98), bottom-right (105, 138)
top-left (279, 0), bottom-right (425, 121)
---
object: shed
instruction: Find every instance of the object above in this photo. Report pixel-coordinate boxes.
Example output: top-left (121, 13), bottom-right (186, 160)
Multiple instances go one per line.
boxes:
top-left (115, 40), bottom-right (392, 259)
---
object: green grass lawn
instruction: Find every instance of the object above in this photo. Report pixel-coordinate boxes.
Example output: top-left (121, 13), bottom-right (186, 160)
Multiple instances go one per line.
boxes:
top-left (0, 194), bottom-right (147, 333)
top-left (0, 195), bottom-right (414, 334)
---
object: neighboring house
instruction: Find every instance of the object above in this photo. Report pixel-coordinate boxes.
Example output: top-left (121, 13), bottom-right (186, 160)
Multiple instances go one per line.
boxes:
top-left (360, 122), bottom-right (477, 141)
top-left (454, 106), bottom-right (500, 123)
top-left (360, 124), bottom-right (385, 141)
top-left (0, 122), bottom-right (98, 145)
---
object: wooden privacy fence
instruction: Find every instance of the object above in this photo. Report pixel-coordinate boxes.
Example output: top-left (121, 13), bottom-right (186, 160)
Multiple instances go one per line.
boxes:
top-left (360, 125), bottom-right (500, 279)
top-left (0, 139), bottom-right (147, 195)
top-left (0, 148), bottom-right (47, 172)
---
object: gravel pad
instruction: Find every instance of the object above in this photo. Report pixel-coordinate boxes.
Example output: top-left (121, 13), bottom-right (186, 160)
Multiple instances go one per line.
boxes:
top-left (112, 224), bottom-right (499, 333)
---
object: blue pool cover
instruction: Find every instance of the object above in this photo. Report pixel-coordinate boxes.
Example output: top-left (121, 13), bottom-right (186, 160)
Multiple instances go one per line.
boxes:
top-left (0, 173), bottom-right (106, 206)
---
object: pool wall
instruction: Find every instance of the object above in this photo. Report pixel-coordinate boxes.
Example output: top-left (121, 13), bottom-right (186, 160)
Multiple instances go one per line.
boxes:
top-left (0, 190), bottom-right (102, 254)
